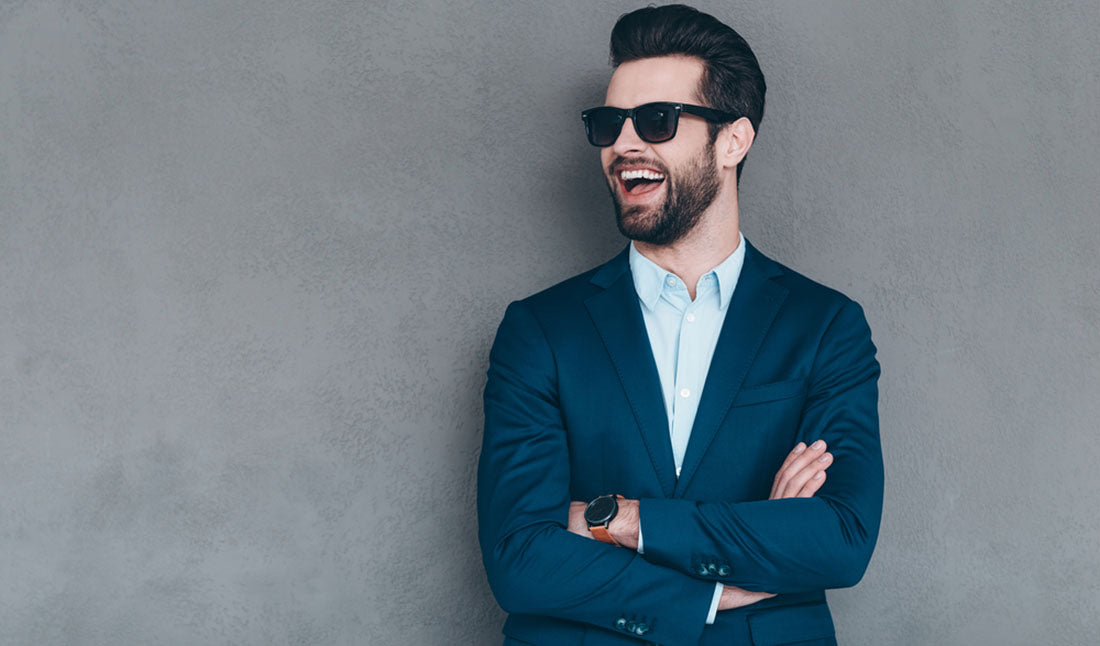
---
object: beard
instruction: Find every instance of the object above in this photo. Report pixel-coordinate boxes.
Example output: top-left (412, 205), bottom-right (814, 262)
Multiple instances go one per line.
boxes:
top-left (608, 141), bottom-right (721, 246)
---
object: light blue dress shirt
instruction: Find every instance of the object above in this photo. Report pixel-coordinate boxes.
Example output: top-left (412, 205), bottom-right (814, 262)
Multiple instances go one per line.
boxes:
top-left (629, 230), bottom-right (747, 625)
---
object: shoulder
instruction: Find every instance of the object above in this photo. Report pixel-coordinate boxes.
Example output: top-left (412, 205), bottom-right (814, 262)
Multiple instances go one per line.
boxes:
top-left (749, 240), bottom-right (870, 326)
top-left (508, 245), bottom-right (628, 316)
top-left (488, 249), bottom-right (625, 362)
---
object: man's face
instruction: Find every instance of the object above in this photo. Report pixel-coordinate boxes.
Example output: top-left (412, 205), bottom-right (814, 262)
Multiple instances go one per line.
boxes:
top-left (600, 55), bottom-right (721, 246)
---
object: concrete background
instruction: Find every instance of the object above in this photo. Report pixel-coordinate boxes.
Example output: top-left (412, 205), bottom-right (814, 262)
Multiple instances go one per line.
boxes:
top-left (1, 1), bottom-right (1097, 644)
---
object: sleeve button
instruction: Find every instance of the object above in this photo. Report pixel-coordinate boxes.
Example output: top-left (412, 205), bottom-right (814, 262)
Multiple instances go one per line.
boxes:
top-left (635, 623), bottom-right (649, 635)
top-left (625, 621), bottom-right (637, 633)
top-left (615, 617), bottom-right (627, 630)
top-left (718, 565), bottom-right (730, 576)
top-left (695, 563), bottom-right (709, 576)
top-left (707, 563), bottom-right (718, 575)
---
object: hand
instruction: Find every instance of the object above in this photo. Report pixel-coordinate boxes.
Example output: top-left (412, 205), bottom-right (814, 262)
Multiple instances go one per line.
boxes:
top-left (716, 440), bottom-right (835, 612)
top-left (769, 440), bottom-right (833, 500)
top-left (717, 584), bottom-right (776, 610)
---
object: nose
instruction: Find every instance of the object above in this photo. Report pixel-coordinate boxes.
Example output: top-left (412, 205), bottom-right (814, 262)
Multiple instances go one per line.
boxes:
top-left (610, 117), bottom-right (646, 156)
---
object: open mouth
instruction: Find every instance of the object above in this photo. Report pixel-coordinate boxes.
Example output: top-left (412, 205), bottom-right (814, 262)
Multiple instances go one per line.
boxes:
top-left (617, 168), bottom-right (666, 197)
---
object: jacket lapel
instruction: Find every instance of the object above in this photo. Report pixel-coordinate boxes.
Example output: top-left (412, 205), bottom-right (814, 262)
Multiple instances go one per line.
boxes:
top-left (673, 239), bottom-right (789, 496)
top-left (585, 246), bottom-right (678, 497)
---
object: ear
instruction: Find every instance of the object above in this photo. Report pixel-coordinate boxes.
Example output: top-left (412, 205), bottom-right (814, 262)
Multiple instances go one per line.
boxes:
top-left (715, 117), bottom-right (755, 171)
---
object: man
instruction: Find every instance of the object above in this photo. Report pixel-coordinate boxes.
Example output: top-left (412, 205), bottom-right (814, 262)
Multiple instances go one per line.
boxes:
top-left (478, 5), bottom-right (883, 645)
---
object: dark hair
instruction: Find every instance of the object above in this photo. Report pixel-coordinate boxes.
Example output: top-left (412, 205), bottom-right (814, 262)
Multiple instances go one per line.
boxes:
top-left (609, 4), bottom-right (766, 184)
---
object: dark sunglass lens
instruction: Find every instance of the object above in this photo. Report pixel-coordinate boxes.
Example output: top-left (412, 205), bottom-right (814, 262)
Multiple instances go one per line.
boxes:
top-left (587, 108), bottom-right (624, 146)
top-left (635, 105), bottom-right (676, 142)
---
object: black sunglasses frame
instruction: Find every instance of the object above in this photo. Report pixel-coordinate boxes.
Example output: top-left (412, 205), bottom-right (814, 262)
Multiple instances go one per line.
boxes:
top-left (580, 102), bottom-right (740, 147)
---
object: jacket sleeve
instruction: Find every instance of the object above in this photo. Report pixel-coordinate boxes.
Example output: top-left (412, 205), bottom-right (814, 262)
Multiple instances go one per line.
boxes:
top-left (478, 300), bottom-right (717, 645)
top-left (637, 298), bottom-right (884, 594)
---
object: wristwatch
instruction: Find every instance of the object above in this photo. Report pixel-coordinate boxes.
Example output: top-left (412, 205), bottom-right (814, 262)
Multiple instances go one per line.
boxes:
top-left (584, 494), bottom-right (624, 546)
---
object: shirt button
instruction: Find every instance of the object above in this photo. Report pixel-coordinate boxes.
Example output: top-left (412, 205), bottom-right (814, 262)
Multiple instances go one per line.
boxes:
top-left (686, 313), bottom-right (695, 322)
top-left (680, 388), bottom-right (690, 398)
top-left (666, 276), bottom-right (676, 286)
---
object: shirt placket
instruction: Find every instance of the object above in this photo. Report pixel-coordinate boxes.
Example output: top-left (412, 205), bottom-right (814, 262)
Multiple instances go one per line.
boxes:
top-left (666, 274), bottom-right (714, 476)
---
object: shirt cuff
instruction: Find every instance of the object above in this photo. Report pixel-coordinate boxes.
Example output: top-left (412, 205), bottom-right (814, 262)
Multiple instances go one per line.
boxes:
top-left (636, 523), bottom-right (644, 554)
top-left (706, 583), bottom-right (723, 625)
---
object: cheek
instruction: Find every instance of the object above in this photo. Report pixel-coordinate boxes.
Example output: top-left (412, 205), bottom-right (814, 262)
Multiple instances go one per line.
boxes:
top-left (657, 140), bottom-right (712, 175)
top-left (600, 149), bottom-right (614, 170)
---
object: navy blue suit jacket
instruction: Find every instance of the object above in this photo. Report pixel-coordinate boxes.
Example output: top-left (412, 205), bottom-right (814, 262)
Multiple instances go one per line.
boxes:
top-left (478, 239), bottom-right (883, 646)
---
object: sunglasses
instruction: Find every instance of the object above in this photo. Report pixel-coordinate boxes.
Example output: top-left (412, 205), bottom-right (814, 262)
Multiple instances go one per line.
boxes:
top-left (580, 101), bottom-right (740, 147)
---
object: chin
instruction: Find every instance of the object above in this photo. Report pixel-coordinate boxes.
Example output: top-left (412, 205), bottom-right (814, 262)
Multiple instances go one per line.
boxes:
top-left (617, 213), bottom-right (673, 245)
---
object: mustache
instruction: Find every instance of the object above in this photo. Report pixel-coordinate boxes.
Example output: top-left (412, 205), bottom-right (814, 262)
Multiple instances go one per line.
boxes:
top-left (608, 156), bottom-right (669, 175)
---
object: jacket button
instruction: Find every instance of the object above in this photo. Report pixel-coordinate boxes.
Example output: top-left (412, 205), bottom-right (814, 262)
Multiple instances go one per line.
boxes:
top-left (695, 563), bottom-right (709, 576)
top-left (634, 623), bottom-right (649, 635)
top-left (707, 563), bottom-right (718, 575)
top-left (615, 617), bottom-right (627, 630)
top-left (717, 565), bottom-right (730, 576)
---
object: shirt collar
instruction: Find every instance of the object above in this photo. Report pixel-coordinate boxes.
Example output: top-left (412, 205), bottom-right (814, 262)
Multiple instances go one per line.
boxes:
top-left (628, 230), bottom-right (746, 311)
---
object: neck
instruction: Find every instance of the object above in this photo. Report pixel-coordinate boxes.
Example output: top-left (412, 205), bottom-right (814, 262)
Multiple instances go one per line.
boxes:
top-left (633, 191), bottom-right (741, 301)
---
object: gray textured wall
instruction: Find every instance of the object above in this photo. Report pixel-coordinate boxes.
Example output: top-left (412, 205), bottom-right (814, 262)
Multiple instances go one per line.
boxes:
top-left (1, 1), bottom-right (1097, 644)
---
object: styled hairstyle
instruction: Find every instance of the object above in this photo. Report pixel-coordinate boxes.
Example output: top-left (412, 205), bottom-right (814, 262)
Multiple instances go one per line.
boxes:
top-left (609, 4), bottom-right (766, 183)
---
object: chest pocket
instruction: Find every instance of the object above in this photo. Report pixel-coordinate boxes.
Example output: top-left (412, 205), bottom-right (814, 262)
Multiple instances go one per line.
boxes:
top-left (732, 377), bottom-right (807, 407)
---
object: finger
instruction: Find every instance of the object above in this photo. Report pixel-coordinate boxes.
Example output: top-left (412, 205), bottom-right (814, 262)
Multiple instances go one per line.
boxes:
top-left (776, 448), bottom-right (831, 499)
top-left (790, 453), bottom-right (833, 498)
top-left (781, 452), bottom-right (832, 499)
top-left (770, 442), bottom-right (811, 497)
top-left (778, 440), bottom-right (826, 484)
top-left (770, 442), bottom-right (807, 497)
top-left (773, 440), bottom-right (827, 498)
top-left (795, 468), bottom-right (827, 498)
top-left (776, 442), bottom-right (807, 475)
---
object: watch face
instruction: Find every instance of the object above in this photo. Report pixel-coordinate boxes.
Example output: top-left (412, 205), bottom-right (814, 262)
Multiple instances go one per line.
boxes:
top-left (584, 495), bottom-right (617, 525)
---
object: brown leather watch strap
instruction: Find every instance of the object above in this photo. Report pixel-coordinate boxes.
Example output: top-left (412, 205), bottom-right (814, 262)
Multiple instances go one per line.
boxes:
top-left (590, 524), bottom-right (621, 546)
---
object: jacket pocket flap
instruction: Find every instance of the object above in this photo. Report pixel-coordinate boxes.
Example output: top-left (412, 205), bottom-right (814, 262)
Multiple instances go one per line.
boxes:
top-left (747, 602), bottom-right (835, 645)
top-left (732, 378), bottom-right (807, 407)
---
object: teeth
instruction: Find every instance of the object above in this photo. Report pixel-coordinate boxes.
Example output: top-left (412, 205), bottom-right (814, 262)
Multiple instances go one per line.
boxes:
top-left (619, 169), bottom-right (665, 181)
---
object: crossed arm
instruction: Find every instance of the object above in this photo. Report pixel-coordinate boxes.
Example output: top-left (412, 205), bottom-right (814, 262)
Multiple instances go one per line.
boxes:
top-left (478, 298), bottom-right (882, 643)
top-left (567, 439), bottom-right (836, 612)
